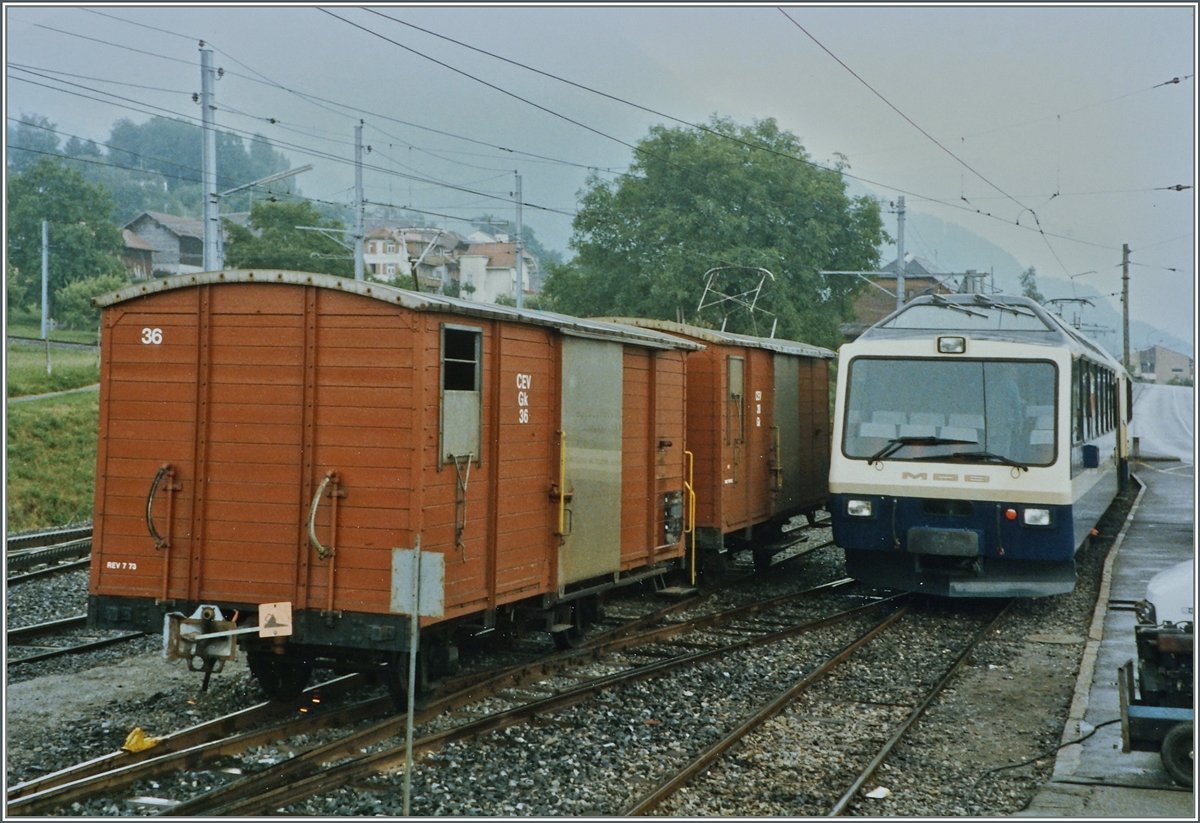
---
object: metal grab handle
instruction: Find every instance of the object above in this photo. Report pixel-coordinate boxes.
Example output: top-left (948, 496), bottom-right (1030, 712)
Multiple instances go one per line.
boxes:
top-left (146, 464), bottom-right (177, 549)
top-left (308, 472), bottom-right (336, 559)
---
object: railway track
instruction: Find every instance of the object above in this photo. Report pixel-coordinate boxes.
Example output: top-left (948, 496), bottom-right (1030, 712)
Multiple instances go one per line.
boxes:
top-left (7, 556), bottom-right (91, 586)
top-left (6, 522), bottom-right (93, 554)
top-left (5, 517), bottom-right (835, 813)
top-left (625, 599), bottom-right (1014, 815)
top-left (6, 524), bottom-right (93, 586)
top-left (6, 551), bottom-right (865, 816)
top-left (163, 576), bottom-right (885, 816)
top-left (6, 613), bottom-right (144, 667)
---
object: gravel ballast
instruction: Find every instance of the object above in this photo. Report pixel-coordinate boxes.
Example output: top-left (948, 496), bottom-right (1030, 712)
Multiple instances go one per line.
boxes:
top-left (5, 491), bottom-right (1136, 816)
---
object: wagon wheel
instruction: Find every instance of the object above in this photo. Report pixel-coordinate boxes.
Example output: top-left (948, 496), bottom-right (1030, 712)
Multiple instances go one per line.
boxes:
top-left (492, 609), bottom-right (525, 651)
top-left (247, 650), bottom-right (312, 703)
top-left (699, 548), bottom-right (730, 579)
top-left (578, 594), bottom-right (606, 625)
top-left (753, 547), bottom-right (775, 574)
top-left (1161, 721), bottom-right (1193, 787)
top-left (552, 602), bottom-right (586, 650)
top-left (383, 652), bottom-right (432, 713)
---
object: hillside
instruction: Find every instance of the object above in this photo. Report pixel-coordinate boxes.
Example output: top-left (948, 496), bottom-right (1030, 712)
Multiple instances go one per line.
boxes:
top-left (867, 206), bottom-right (1192, 359)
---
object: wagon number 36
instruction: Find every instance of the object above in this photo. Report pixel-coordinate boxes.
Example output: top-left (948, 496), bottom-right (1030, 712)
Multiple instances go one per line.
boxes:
top-left (141, 328), bottom-right (163, 345)
top-left (516, 373), bottom-right (532, 424)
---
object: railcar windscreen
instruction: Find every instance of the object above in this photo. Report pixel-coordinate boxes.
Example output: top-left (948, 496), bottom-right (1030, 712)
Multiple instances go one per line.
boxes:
top-left (880, 303), bottom-right (1052, 332)
top-left (843, 358), bottom-right (1058, 466)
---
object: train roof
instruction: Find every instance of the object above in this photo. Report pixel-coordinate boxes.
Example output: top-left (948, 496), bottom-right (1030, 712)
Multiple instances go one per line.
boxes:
top-left (597, 317), bottom-right (835, 359)
top-left (855, 293), bottom-right (1124, 369)
top-left (93, 270), bottom-right (705, 353)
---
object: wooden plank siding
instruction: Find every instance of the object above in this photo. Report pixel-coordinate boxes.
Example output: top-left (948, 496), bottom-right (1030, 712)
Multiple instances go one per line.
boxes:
top-left (617, 348), bottom-right (689, 571)
top-left (742, 346), bottom-right (775, 527)
top-left (302, 289), bottom-right (415, 614)
top-left (489, 323), bottom-right (556, 601)
top-left (199, 283), bottom-right (308, 605)
top-left (683, 349), bottom-right (722, 528)
top-left (620, 349), bottom-right (652, 568)
top-left (92, 288), bottom-right (202, 598)
top-left (651, 350), bottom-right (688, 565)
top-left (806, 357), bottom-right (832, 509)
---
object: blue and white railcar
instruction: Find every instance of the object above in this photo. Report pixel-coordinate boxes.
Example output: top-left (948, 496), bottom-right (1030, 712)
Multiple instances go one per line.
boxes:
top-left (829, 294), bottom-right (1130, 597)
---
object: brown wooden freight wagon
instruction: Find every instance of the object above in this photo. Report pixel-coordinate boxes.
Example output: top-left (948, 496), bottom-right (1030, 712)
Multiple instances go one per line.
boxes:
top-left (87, 271), bottom-right (701, 698)
top-left (602, 319), bottom-right (834, 571)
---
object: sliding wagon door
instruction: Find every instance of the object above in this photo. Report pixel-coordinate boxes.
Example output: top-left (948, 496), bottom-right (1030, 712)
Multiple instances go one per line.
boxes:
top-left (558, 337), bottom-right (623, 586)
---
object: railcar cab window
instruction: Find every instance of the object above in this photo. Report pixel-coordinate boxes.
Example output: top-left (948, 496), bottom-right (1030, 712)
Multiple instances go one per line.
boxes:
top-left (843, 358), bottom-right (1058, 467)
top-left (441, 325), bottom-right (482, 466)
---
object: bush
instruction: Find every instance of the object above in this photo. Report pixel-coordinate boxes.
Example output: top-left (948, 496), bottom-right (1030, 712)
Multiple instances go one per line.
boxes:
top-left (53, 273), bottom-right (129, 331)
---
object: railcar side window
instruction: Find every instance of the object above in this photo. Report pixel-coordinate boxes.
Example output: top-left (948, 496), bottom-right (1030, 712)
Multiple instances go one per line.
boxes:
top-left (441, 325), bottom-right (482, 465)
top-left (1071, 358), bottom-right (1119, 444)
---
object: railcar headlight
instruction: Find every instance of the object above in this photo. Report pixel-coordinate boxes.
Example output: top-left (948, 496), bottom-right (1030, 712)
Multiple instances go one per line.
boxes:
top-left (1022, 507), bottom-right (1052, 526)
top-left (937, 336), bottom-right (966, 354)
top-left (846, 499), bottom-right (874, 517)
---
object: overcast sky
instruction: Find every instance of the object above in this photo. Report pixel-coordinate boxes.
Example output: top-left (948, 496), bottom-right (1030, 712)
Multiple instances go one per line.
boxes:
top-left (6, 4), bottom-right (1196, 348)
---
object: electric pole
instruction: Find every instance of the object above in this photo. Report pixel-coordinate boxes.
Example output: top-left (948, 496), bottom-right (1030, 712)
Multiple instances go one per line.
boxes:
top-left (1122, 243), bottom-right (1130, 371)
top-left (200, 47), bottom-right (220, 271)
top-left (514, 172), bottom-right (524, 309)
top-left (354, 121), bottom-right (365, 281)
top-left (894, 195), bottom-right (906, 312)
top-left (41, 220), bottom-right (49, 340)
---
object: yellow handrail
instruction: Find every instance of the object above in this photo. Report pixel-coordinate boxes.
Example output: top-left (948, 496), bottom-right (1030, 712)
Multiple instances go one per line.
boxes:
top-left (685, 450), bottom-right (697, 586)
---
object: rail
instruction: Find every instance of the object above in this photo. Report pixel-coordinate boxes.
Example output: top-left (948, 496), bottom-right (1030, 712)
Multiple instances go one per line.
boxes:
top-left (170, 588), bottom-right (896, 816)
top-left (7, 523), bottom-right (92, 555)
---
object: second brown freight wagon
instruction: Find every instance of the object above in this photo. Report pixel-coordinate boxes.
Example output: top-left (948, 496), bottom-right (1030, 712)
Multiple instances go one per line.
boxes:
top-left (87, 270), bottom-right (702, 699)
top-left (602, 319), bottom-right (834, 572)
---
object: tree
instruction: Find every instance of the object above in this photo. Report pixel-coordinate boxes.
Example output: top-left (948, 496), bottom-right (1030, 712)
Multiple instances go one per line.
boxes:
top-left (54, 273), bottom-right (131, 331)
top-left (6, 158), bottom-right (127, 315)
top-left (541, 117), bottom-right (884, 348)
top-left (63, 136), bottom-right (103, 160)
top-left (223, 200), bottom-right (353, 277)
top-left (1020, 266), bottom-right (1044, 303)
top-left (103, 116), bottom-right (293, 217)
top-left (7, 113), bottom-right (62, 174)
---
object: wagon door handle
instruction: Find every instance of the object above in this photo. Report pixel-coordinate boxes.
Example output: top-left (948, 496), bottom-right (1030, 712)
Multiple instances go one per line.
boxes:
top-left (308, 472), bottom-right (344, 560)
top-left (146, 464), bottom-right (181, 549)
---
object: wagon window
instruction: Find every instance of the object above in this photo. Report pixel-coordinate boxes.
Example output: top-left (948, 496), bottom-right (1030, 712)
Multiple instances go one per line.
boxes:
top-left (441, 325), bottom-right (482, 465)
top-left (727, 356), bottom-right (745, 445)
top-left (443, 328), bottom-right (479, 391)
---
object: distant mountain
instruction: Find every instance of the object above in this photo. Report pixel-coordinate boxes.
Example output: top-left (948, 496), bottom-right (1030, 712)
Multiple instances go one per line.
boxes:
top-left (863, 204), bottom-right (1193, 361)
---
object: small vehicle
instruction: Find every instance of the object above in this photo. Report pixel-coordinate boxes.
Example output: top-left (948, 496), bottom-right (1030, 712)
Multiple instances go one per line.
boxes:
top-left (1119, 558), bottom-right (1194, 787)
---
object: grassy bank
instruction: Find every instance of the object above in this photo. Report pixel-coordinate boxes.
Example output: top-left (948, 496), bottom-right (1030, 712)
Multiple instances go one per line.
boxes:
top-left (6, 342), bottom-right (100, 398)
top-left (6, 390), bottom-right (99, 531)
top-left (6, 308), bottom-right (101, 345)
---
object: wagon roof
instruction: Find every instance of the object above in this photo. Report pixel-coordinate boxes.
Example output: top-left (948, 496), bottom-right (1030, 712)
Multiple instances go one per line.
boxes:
top-left (92, 270), bottom-right (705, 352)
top-left (597, 317), bottom-right (834, 359)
